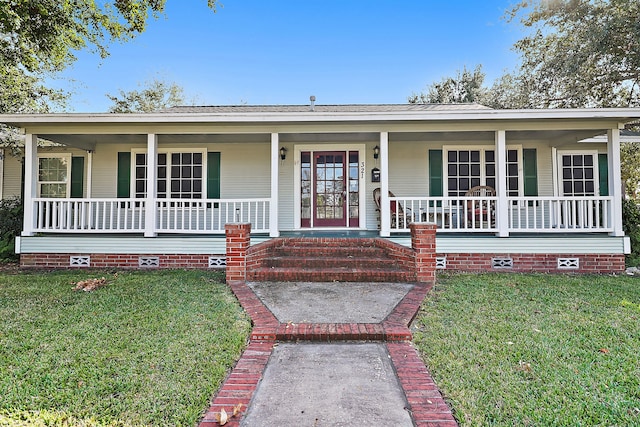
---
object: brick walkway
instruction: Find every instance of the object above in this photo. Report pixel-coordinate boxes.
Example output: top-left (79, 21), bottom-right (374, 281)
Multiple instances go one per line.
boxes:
top-left (199, 281), bottom-right (458, 427)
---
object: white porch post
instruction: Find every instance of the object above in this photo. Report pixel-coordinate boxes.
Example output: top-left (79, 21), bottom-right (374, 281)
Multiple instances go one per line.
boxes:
top-left (380, 131), bottom-right (390, 237)
top-left (270, 133), bottom-right (280, 237)
top-left (22, 133), bottom-right (38, 236)
top-left (144, 134), bottom-right (158, 237)
top-left (86, 150), bottom-right (93, 198)
top-left (495, 130), bottom-right (509, 237)
top-left (608, 128), bottom-right (624, 236)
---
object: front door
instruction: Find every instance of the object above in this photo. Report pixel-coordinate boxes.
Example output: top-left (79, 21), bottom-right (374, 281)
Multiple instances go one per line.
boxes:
top-left (301, 150), bottom-right (360, 228)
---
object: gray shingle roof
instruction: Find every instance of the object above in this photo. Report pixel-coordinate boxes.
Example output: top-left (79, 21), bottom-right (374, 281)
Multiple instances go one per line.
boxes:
top-left (161, 103), bottom-right (493, 113)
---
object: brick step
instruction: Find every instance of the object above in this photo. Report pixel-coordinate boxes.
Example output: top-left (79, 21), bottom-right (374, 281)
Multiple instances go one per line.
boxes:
top-left (274, 238), bottom-right (379, 248)
top-left (270, 246), bottom-right (387, 259)
top-left (248, 266), bottom-right (414, 283)
top-left (263, 255), bottom-right (398, 269)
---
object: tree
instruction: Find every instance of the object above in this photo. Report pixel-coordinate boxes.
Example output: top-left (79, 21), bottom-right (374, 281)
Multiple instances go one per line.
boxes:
top-left (0, 0), bottom-right (218, 75)
top-left (106, 78), bottom-right (186, 113)
top-left (505, 0), bottom-right (640, 108)
top-left (409, 65), bottom-right (487, 104)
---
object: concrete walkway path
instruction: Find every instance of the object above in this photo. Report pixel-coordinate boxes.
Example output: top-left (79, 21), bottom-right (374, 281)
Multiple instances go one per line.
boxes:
top-left (199, 281), bottom-right (458, 427)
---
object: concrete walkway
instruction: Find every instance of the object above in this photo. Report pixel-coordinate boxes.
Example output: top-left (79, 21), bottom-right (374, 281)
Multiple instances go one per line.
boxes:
top-left (199, 281), bottom-right (457, 427)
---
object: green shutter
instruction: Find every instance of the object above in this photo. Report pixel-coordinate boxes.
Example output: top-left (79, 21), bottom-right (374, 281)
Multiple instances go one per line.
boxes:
top-left (523, 149), bottom-right (538, 196)
top-left (117, 152), bottom-right (131, 198)
top-left (598, 153), bottom-right (609, 196)
top-left (428, 150), bottom-right (443, 197)
top-left (207, 152), bottom-right (221, 199)
top-left (70, 157), bottom-right (84, 198)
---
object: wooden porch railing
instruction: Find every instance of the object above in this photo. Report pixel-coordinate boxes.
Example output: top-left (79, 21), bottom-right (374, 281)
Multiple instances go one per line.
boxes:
top-left (389, 196), bottom-right (613, 233)
top-left (32, 198), bottom-right (270, 234)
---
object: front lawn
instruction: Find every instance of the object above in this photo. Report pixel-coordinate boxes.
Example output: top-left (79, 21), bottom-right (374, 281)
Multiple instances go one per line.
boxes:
top-left (0, 270), bottom-right (251, 427)
top-left (413, 273), bottom-right (640, 426)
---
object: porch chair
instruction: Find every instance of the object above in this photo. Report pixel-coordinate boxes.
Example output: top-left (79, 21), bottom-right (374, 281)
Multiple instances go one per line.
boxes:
top-left (373, 187), bottom-right (411, 230)
top-left (464, 185), bottom-right (496, 228)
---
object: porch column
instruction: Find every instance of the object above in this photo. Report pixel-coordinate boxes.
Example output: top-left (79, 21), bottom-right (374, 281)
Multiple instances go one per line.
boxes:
top-left (495, 130), bottom-right (509, 237)
top-left (608, 128), bottom-right (624, 236)
top-left (380, 131), bottom-right (390, 237)
top-left (22, 133), bottom-right (37, 236)
top-left (269, 132), bottom-right (280, 237)
top-left (86, 150), bottom-right (93, 198)
top-left (144, 134), bottom-right (158, 237)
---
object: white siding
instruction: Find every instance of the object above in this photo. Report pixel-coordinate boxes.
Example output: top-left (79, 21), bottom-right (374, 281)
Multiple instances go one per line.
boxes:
top-left (388, 235), bottom-right (627, 254)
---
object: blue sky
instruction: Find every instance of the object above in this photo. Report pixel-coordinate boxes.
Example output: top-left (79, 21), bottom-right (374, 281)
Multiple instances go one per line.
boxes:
top-left (52, 0), bottom-right (525, 112)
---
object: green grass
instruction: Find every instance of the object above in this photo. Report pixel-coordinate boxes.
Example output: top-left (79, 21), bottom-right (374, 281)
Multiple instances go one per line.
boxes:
top-left (0, 270), bottom-right (251, 427)
top-left (413, 273), bottom-right (640, 426)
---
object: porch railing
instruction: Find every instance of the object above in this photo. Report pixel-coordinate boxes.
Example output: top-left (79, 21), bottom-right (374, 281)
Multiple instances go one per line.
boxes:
top-left (389, 196), bottom-right (613, 233)
top-left (32, 198), bottom-right (270, 234)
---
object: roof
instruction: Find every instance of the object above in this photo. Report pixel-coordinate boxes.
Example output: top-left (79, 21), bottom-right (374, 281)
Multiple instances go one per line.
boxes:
top-left (160, 103), bottom-right (493, 113)
top-left (1, 104), bottom-right (639, 128)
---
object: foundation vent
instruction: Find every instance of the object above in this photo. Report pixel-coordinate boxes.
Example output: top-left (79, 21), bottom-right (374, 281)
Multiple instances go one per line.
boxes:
top-left (139, 256), bottom-right (160, 268)
top-left (557, 257), bottom-right (579, 269)
top-left (492, 257), bottom-right (513, 269)
top-left (70, 256), bottom-right (90, 267)
top-left (435, 257), bottom-right (447, 269)
top-left (208, 256), bottom-right (226, 269)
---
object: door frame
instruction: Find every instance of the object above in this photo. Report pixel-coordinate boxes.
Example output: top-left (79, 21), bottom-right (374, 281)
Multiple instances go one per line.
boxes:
top-left (293, 144), bottom-right (367, 229)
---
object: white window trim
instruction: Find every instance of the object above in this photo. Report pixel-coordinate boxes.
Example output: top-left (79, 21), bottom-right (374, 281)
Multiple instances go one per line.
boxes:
top-left (442, 145), bottom-right (523, 197)
top-left (36, 153), bottom-right (72, 198)
top-left (555, 150), bottom-right (599, 196)
top-left (131, 148), bottom-right (208, 199)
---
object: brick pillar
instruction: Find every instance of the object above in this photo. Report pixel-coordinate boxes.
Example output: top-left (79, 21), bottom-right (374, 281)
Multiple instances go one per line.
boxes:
top-left (225, 223), bottom-right (251, 283)
top-left (410, 223), bottom-right (437, 283)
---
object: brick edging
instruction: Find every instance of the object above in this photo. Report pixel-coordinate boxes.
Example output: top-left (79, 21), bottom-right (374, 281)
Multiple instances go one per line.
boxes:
top-left (199, 279), bottom-right (458, 427)
top-left (387, 342), bottom-right (458, 427)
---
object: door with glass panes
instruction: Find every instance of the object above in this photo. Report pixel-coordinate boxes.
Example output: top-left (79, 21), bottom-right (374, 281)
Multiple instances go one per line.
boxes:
top-left (300, 151), bottom-right (360, 228)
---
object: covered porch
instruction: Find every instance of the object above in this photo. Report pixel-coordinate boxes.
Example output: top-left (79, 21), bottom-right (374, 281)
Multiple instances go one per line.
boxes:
top-left (2, 105), bottom-right (637, 272)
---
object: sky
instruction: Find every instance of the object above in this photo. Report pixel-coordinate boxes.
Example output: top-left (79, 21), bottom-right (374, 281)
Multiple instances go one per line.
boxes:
top-left (51, 0), bottom-right (526, 112)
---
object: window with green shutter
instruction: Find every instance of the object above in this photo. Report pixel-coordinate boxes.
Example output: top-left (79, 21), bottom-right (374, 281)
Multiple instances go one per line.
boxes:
top-left (117, 152), bottom-right (131, 198)
top-left (428, 150), bottom-right (443, 197)
top-left (207, 152), bottom-right (221, 199)
top-left (70, 157), bottom-right (84, 198)
top-left (523, 149), bottom-right (538, 196)
top-left (598, 153), bottom-right (609, 196)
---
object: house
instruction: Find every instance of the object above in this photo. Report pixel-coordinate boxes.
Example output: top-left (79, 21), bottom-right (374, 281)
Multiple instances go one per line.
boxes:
top-left (1, 103), bottom-right (639, 273)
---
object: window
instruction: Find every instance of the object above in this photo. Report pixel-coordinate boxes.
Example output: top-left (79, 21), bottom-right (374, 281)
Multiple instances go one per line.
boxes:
top-left (444, 147), bottom-right (522, 196)
top-left (133, 151), bottom-right (204, 199)
top-left (38, 155), bottom-right (70, 198)
top-left (557, 151), bottom-right (598, 196)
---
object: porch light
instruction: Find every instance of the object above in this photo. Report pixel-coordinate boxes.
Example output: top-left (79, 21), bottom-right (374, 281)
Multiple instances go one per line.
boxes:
top-left (280, 147), bottom-right (287, 160)
top-left (373, 145), bottom-right (380, 159)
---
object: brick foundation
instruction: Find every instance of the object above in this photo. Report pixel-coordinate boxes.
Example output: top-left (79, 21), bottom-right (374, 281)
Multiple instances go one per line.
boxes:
top-left (439, 253), bottom-right (626, 274)
top-left (19, 253), bottom-right (222, 269)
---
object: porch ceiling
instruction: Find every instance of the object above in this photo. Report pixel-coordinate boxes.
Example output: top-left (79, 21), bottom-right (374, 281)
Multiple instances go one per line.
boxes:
top-left (390, 129), bottom-right (608, 144)
top-left (40, 128), bottom-right (609, 150)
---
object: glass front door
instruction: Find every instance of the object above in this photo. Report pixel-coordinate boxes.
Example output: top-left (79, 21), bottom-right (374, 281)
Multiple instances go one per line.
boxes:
top-left (301, 150), bottom-right (360, 228)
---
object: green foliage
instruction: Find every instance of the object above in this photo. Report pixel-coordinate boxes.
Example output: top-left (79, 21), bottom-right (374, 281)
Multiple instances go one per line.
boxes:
top-left (409, 65), bottom-right (487, 104)
top-left (0, 0), bottom-right (217, 118)
top-left (622, 198), bottom-right (640, 265)
top-left (621, 141), bottom-right (640, 198)
top-left (414, 273), bottom-right (640, 426)
top-left (107, 78), bottom-right (186, 113)
top-left (506, 0), bottom-right (640, 108)
top-left (0, 270), bottom-right (250, 426)
top-left (0, 197), bottom-right (22, 261)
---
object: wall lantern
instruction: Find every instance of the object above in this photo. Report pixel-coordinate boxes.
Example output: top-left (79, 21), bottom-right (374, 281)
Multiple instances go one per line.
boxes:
top-left (373, 145), bottom-right (380, 159)
top-left (280, 147), bottom-right (287, 160)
